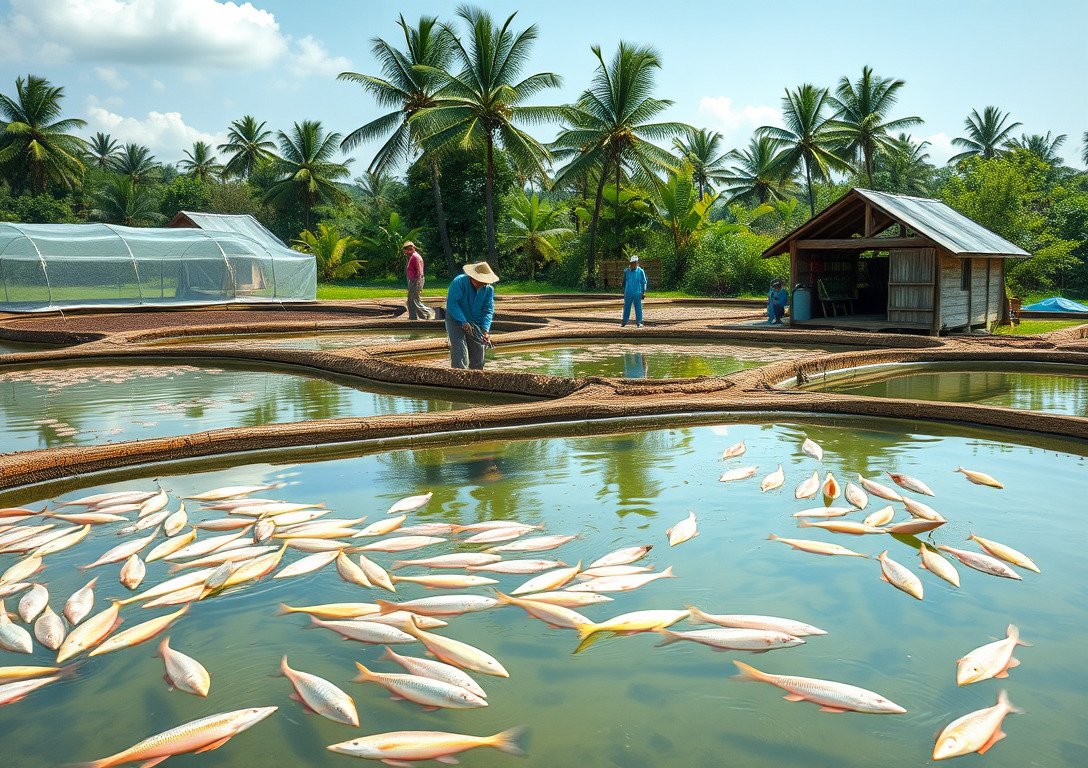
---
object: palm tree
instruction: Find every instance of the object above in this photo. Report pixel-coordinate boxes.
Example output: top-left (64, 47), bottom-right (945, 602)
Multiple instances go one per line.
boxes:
top-left (338, 15), bottom-right (458, 275)
top-left (828, 66), bottom-right (921, 189)
top-left (0, 74), bottom-right (87, 193)
top-left (876, 133), bottom-right (935, 196)
top-left (759, 84), bottom-right (851, 216)
top-left (91, 175), bottom-right (164, 226)
top-left (498, 191), bottom-right (573, 280)
top-left (263, 120), bottom-right (351, 231)
top-left (356, 169), bottom-right (395, 209)
top-left (292, 224), bottom-right (364, 282)
top-left (1083, 131), bottom-right (1088, 167)
top-left (722, 136), bottom-right (793, 205)
top-left (653, 162), bottom-right (718, 283)
top-left (112, 143), bottom-right (158, 186)
top-left (672, 128), bottom-right (731, 200)
top-left (87, 132), bottom-right (119, 170)
top-left (552, 42), bottom-right (687, 288)
top-left (179, 141), bottom-right (224, 183)
top-left (949, 106), bottom-right (1022, 162)
top-left (360, 211), bottom-right (423, 278)
top-left (1004, 132), bottom-right (1067, 165)
top-left (218, 115), bottom-right (277, 179)
top-left (413, 6), bottom-right (563, 266)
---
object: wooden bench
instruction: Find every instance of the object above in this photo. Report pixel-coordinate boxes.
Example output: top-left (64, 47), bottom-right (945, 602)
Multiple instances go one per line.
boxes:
top-left (817, 278), bottom-right (856, 317)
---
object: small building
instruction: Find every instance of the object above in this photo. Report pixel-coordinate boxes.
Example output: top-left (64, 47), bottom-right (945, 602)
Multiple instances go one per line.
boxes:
top-left (762, 189), bottom-right (1031, 334)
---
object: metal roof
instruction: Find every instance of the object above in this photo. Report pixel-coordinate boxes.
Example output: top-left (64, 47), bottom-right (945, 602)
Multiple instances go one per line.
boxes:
top-left (853, 189), bottom-right (1029, 257)
top-left (177, 211), bottom-right (287, 248)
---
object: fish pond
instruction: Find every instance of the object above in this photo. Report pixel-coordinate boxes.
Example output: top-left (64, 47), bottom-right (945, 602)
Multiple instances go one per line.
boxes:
top-left (151, 328), bottom-right (444, 351)
top-left (413, 339), bottom-right (862, 379)
top-left (0, 339), bottom-right (57, 355)
top-left (802, 361), bottom-right (1088, 417)
top-left (1, 417), bottom-right (1084, 767)
top-left (0, 361), bottom-right (488, 450)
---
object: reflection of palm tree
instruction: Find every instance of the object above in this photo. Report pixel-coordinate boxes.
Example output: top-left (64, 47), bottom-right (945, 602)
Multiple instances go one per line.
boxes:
top-left (582, 430), bottom-right (687, 516)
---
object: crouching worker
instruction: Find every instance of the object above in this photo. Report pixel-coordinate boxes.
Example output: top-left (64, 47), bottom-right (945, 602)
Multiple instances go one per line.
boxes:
top-left (767, 278), bottom-right (789, 324)
top-left (445, 262), bottom-right (499, 370)
top-left (622, 254), bottom-right (648, 327)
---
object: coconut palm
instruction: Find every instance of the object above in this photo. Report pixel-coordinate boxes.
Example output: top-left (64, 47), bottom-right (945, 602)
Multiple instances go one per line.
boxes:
top-left (179, 141), bottom-right (224, 183)
top-left (339, 15), bottom-right (458, 275)
top-left (672, 128), bottom-right (731, 200)
top-left (876, 133), bottom-right (935, 196)
top-left (552, 42), bottom-right (687, 288)
top-left (1004, 132), bottom-right (1067, 166)
top-left (413, 6), bottom-right (563, 266)
top-left (949, 106), bottom-right (1022, 162)
top-left (263, 120), bottom-right (351, 231)
top-left (653, 162), bottom-right (718, 283)
top-left (759, 84), bottom-right (851, 217)
top-left (722, 136), bottom-right (794, 205)
top-left (0, 74), bottom-right (87, 193)
top-left (87, 132), bottom-right (119, 170)
top-left (112, 143), bottom-right (159, 186)
top-left (218, 115), bottom-right (277, 179)
top-left (499, 191), bottom-right (573, 280)
top-left (1082, 131), bottom-right (1088, 167)
top-left (356, 169), bottom-right (395, 209)
top-left (293, 224), bottom-right (364, 282)
top-left (828, 66), bottom-right (921, 189)
top-left (91, 175), bottom-right (164, 226)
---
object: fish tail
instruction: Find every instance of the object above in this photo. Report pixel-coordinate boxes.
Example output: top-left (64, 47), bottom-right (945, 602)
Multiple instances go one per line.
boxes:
top-left (389, 560), bottom-right (407, 571)
top-left (279, 655), bottom-right (290, 676)
top-left (575, 622), bottom-right (601, 641)
top-left (732, 660), bottom-right (771, 682)
top-left (652, 629), bottom-right (678, 647)
top-left (493, 590), bottom-right (515, 605)
top-left (798, 521), bottom-right (813, 528)
top-left (686, 605), bottom-right (706, 625)
top-left (997, 689), bottom-right (1025, 714)
top-left (58, 663), bottom-right (80, 679)
top-left (375, 599), bottom-right (398, 616)
top-left (275, 604), bottom-right (296, 616)
top-left (352, 661), bottom-right (375, 683)
top-left (379, 646), bottom-right (397, 663)
top-left (1007, 624), bottom-right (1032, 647)
top-left (766, 534), bottom-right (780, 541)
top-left (490, 725), bottom-right (527, 756)
top-left (660, 565), bottom-right (675, 578)
top-left (156, 636), bottom-right (170, 657)
top-left (307, 616), bottom-right (325, 630)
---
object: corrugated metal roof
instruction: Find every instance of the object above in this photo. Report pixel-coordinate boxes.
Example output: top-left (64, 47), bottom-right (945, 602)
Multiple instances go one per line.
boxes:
top-left (854, 189), bottom-right (1029, 257)
top-left (179, 212), bottom-right (287, 248)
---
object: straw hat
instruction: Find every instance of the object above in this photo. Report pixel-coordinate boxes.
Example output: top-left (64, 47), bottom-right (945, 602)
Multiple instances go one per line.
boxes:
top-left (462, 261), bottom-right (500, 284)
top-left (629, 254), bottom-right (639, 262)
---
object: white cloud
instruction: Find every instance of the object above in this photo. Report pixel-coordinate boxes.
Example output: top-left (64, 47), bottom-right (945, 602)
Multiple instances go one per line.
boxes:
top-left (84, 105), bottom-right (226, 162)
top-left (698, 96), bottom-right (783, 149)
top-left (287, 35), bottom-right (352, 78)
top-left (0, 0), bottom-right (350, 81)
top-left (915, 131), bottom-right (956, 165)
top-left (95, 66), bottom-right (128, 91)
top-left (150, 79), bottom-right (166, 92)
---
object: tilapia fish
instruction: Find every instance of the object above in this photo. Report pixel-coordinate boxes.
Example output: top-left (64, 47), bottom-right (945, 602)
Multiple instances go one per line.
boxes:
top-left (733, 661), bottom-right (905, 714)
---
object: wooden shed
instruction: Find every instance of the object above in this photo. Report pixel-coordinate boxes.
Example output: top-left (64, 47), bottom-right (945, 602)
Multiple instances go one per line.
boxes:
top-left (762, 189), bottom-right (1031, 334)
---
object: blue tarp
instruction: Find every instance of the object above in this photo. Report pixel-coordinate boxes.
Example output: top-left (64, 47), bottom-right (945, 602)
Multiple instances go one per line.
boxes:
top-left (1022, 297), bottom-right (1088, 313)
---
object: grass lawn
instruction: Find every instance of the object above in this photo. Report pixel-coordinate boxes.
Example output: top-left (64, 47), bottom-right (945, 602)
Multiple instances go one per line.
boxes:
top-left (317, 279), bottom-right (704, 300)
top-left (993, 319), bottom-right (1087, 335)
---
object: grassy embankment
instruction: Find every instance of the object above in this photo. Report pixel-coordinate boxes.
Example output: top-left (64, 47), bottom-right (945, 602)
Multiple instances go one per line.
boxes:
top-left (317, 279), bottom-right (713, 300)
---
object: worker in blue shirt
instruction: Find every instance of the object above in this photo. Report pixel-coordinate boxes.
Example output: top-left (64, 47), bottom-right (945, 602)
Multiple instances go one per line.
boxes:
top-left (621, 254), bottom-right (648, 327)
top-left (445, 261), bottom-right (499, 369)
top-left (767, 278), bottom-right (789, 324)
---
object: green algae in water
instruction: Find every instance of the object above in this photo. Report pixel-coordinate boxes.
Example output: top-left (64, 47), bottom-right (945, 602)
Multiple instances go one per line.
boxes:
top-left (0, 361), bottom-right (482, 450)
top-left (1, 419), bottom-right (1085, 767)
top-left (423, 340), bottom-right (861, 379)
top-left (809, 362), bottom-right (1088, 417)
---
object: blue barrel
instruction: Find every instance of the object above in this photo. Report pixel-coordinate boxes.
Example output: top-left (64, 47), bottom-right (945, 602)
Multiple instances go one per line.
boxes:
top-left (792, 285), bottom-right (812, 322)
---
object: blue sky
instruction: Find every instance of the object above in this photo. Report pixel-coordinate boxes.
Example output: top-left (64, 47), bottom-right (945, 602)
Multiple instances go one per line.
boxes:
top-left (1, 0), bottom-right (1085, 170)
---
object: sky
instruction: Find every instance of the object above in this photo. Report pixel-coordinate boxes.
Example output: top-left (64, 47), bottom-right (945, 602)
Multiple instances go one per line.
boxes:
top-left (1, 0), bottom-right (1085, 172)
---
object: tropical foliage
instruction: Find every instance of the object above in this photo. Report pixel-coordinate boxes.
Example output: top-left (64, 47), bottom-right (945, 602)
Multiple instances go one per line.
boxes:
top-left (499, 192), bottom-right (573, 279)
top-left (0, 75), bottom-right (86, 193)
top-left (293, 224), bottom-right (365, 281)
top-left (263, 120), bottom-right (351, 230)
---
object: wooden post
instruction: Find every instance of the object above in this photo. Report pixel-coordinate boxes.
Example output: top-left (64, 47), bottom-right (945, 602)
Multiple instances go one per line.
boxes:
top-left (863, 203), bottom-right (873, 237)
top-left (984, 258), bottom-right (992, 328)
top-left (788, 241), bottom-right (797, 326)
top-left (931, 249), bottom-right (943, 335)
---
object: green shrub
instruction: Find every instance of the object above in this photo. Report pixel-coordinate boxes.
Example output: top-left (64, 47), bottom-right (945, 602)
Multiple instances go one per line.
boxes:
top-left (684, 225), bottom-right (784, 296)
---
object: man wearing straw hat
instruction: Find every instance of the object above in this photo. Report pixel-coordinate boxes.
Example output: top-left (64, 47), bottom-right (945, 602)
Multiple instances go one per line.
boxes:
top-left (403, 241), bottom-right (434, 321)
top-left (445, 261), bottom-right (499, 369)
top-left (621, 254), bottom-right (647, 328)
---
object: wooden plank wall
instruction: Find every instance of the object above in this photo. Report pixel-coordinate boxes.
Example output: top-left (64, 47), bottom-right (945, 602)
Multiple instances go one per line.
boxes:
top-left (937, 253), bottom-right (970, 329)
top-left (599, 260), bottom-right (662, 289)
top-left (887, 249), bottom-right (935, 324)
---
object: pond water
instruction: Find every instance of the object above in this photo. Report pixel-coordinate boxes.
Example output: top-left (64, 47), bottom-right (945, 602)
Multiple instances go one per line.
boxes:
top-left (153, 328), bottom-right (443, 351)
top-left (0, 361), bottom-right (480, 451)
top-left (806, 362), bottom-right (1088, 417)
top-left (0, 339), bottom-right (56, 355)
top-left (416, 339), bottom-right (861, 379)
top-left (1, 417), bottom-right (1084, 767)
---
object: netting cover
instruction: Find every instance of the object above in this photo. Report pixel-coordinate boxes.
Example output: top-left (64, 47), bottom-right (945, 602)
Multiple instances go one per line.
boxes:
top-left (0, 221), bottom-right (316, 312)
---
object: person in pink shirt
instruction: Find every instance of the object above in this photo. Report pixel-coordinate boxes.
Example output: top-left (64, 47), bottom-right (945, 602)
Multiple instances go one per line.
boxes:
top-left (403, 241), bottom-right (434, 320)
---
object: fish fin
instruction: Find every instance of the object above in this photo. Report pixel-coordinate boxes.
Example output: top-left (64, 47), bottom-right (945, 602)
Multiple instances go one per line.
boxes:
top-left (818, 706), bottom-right (847, 713)
top-left (879, 572), bottom-right (890, 583)
top-left (194, 736), bottom-right (232, 754)
top-left (380, 760), bottom-right (416, 767)
top-left (782, 693), bottom-right (807, 702)
top-left (1007, 657), bottom-right (1020, 669)
top-left (435, 757), bottom-right (459, 765)
top-left (652, 629), bottom-right (677, 647)
top-left (491, 726), bottom-right (527, 757)
top-left (419, 705), bottom-right (440, 712)
top-left (138, 758), bottom-right (170, 768)
top-left (976, 730), bottom-right (1006, 755)
top-left (389, 694), bottom-right (405, 701)
top-left (994, 671), bottom-right (1009, 678)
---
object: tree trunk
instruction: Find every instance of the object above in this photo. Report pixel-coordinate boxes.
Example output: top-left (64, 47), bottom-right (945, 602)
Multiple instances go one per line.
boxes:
top-left (804, 158), bottom-right (815, 218)
top-left (484, 132), bottom-right (497, 267)
top-left (584, 163), bottom-right (609, 291)
top-left (429, 158), bottom-right (456, 277)
top-left (613, 160), bottom-right (623, 262)
top-left (864, 145), bottom-right (874, 189)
